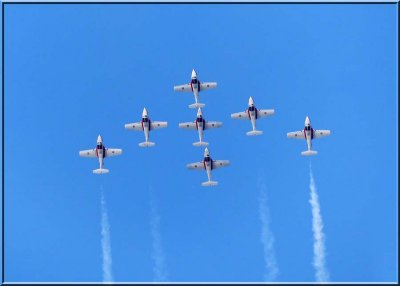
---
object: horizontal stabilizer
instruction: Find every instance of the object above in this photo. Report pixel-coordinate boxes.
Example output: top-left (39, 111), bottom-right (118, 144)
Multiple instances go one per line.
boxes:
top-left (93, 168), bottom-right (109, 174)
top-left (193, 141), bottom-right (209, 147)
top-left (139, 142), bottom-right (155, 147)
top-left (301, 150), bottom-right (318, 156)
top-left (201, 181), bottom-right (218, 187)
top-left (246, 130), bottom-right (263, 136)
top-left (189, 103), bottom-right (205, 109)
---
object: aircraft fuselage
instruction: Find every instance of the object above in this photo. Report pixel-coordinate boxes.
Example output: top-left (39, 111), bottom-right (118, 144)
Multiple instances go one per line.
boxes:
top-left (248, 105), bottom-right (258, 131)
top-left (141, 117), bottom-right (151, 142)
top-left (96, 144), bottom-right (105, 168)
top-left (304, 125), bottom-right (315, 150)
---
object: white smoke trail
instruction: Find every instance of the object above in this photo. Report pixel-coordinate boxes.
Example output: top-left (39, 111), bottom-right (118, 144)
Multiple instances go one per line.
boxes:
top-left (149, 190), bottom-right (168, 282)
top-left (100, 187), bottom-right (113, 282)
top-left (258, 179), bottom-right (279, 281)
top-left (309, 163), bottom-right (329, 282)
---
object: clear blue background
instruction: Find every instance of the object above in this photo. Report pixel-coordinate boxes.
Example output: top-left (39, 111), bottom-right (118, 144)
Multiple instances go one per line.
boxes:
top-left (3, 3), bottom-right (398, 282)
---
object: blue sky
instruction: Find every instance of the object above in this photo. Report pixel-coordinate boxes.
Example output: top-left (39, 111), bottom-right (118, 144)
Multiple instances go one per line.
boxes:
top-left (3, 3), bottom-right (398, 283)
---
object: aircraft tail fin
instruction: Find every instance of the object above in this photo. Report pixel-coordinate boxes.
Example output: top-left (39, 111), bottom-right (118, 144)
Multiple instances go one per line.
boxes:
top-left (93, 168), bottom-right (109, 174)
top-left (301, 150), bottom-right (318, 156)
top-left (193, 141), bottom-right (209, 147)
top-left (189, 103), bottom-right (205, 109)
top-left (139, 142), bottom-right (155, 147)
top-left (201, 181), bottom-right (218, 187)
top-left (246, 130), bottom-right (263, 136)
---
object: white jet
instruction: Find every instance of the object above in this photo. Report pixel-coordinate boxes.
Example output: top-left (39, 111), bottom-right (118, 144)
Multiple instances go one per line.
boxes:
top-left (173, 69), bottom-right (217, 109)
top-left (287, 116), bottom-right (331, 156)
top-left (179, 108), bottom-right (222, 147)
top-left (124, 108), bottom-right (168, 147)
top-left (231, 97), bottom-right (275, 136)
top-left (187, 147), bottom-right (230, 187)
top-left (79, 135), bottom-right (122, 174)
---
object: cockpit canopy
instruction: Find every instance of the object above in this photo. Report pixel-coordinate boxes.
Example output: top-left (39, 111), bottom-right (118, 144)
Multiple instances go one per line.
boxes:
top-left (96, 144), bottom-right (103, 149)
top-left (191, 78), bottom-right (198, 84)
top-left (142, 117), bottom-right (149, 123)
top-left (196, 116), bottom-right (203, 122)
top-left (204, 156), bottom-right (211, 162)
top-left (248, 106), bottom-right (255, 112)
top-left (305, 125), bottom-right (311, 131)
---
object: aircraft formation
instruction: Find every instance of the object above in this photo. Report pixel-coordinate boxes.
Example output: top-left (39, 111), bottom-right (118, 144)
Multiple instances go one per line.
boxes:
top-left (80, 69), bottom-right (331, 186)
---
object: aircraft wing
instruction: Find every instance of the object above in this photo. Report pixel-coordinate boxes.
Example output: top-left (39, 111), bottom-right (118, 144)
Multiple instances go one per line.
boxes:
top-left (205, 121), bottom-right (222, 129)
top-left (287, 131), bottom-right (305, 139)
top-left (212, 160), bottom-right (230, 169)
top-left (150, 121), bottom-right (168, 130)
top-left (179, 122), bottom-right (197, 130)
top-left (174, 84), bottom-right (192, 92)
top-left (125, 122), bottom-right (143, 131)
top-left (79, 149), bottom-right (97, 157)
top-left (314, 130), bottom-right (331, 139)
top-left (231, 111), bottom-right (249, 120)
top-left (187, 161), bottom-right (205, 170)
top-left (200, 82), bottom-right (217, 91)
top-left (257, 109), bottom-right (275, 118)
top-left (106, 148), bottom-right (122, 157)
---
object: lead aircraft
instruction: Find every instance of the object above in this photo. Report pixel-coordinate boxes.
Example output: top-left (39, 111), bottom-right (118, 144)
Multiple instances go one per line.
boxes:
top-left (231, 97), bottom-right (275, 136)
top-left (173, 69), bottom-right (217, 109)
top-left (124, 108), bottom-right (168, 147)
top-left (287, 116), bottom-right (331, 156)
top-left (187, 147), bottom-right (230, 187)
top-left (179, 108), bottom-right (222, 147)
top-left (79, 135), bottom-right (122, 174)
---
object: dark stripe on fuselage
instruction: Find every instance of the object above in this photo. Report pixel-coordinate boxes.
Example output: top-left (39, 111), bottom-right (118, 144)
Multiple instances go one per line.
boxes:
top-left (141, 118), bottom-right (151, 131)
top-left (203, 157), bottom-right (213, 170)
top-left (303, 128), bottom-right (315, 140)
top-left (96, 145), bottom-right (106, 158)
top-left (196, 118), bottom-right (205, 130)
top-left (191, 79), bottom-right (201, 92)
top-left (247, 107), bottom-right (258, 119)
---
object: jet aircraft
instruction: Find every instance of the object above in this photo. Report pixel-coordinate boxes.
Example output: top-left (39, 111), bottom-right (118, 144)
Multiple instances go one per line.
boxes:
top-left (187, 147), bottom-right (230, 187)
top-left (124, 108), bottom-right (168, 147)
top-left (173, 69), bottom-right (217, 109)
top-left (79, 135), bottom-right (122, 174)
top-left (231, 97), bottom-right (275, 135)
top-left (179, 108), bottom-right (222, 147)
top-left (287, 116), bottom-right (331, 156)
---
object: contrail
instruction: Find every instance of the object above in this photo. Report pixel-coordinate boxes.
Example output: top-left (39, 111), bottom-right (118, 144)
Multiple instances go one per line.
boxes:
top-left (149, 189), bottom-right (168, 282)
top-left (309, 163), bottom-right (329, 282)
top-left (258, 178), bottom-right (279, 282)
top-left (100, 186), bottom-right (113, 282)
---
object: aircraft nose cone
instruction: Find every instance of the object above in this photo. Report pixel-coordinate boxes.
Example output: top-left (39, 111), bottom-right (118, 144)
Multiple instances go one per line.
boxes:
top-left (191, 69), bottom-right (197, 79)
top-left (197, 107), bottom-right (203, 117)
top-left (204, 147), bottom-right (209, 156)
top-left (143, 108), bottom-right (148, 117)
top-left (249, 96), bottom-right (254, 106)
top-left (305, 116), bottom-right (310, 125)
top-left (97, 135), bottom-right (102, 143)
